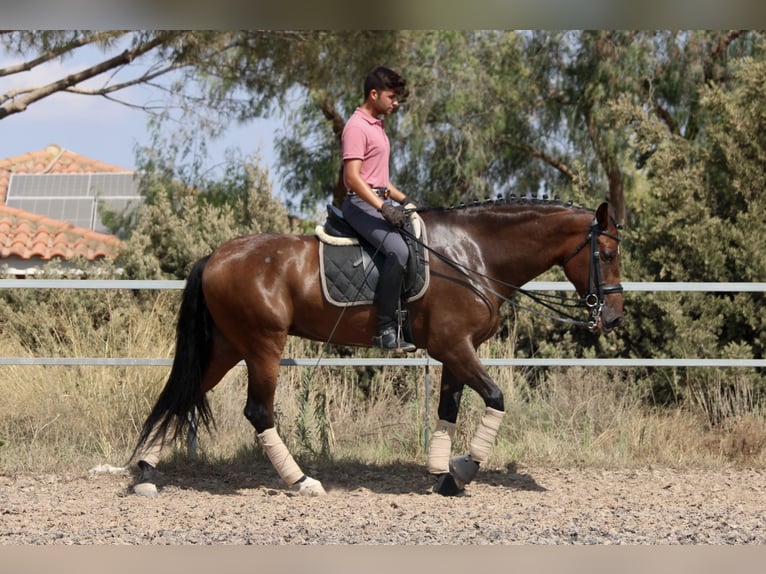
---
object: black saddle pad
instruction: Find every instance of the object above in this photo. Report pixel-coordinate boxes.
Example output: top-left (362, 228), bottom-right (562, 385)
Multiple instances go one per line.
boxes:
top-left (316, 212), bottom-right (429, 307)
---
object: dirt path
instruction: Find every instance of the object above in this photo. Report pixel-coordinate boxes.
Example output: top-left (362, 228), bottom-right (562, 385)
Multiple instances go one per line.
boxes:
top-left (1, 461), bottom-right (764, 545)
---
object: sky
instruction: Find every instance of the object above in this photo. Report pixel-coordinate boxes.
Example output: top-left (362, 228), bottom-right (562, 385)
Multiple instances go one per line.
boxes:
top-left (0, 44), bottom-right (285, 197)
top-left (0, 93), bottom-right (281, 174)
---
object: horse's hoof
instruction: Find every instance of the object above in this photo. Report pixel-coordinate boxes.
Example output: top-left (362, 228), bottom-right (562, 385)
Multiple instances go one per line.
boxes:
top-left (449, 454), bottom-right (479, 486)
top-left (133, 482), bottom-right (158, 498)
top-left (293, 476), bottom-right (326, 496)
top-left (432, 473), bottom-right (466, 497)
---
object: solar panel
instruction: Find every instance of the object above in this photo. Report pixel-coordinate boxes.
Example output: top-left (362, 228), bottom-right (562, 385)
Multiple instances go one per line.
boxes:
top-left (5, 173), bottom-right (143, 233)
top-left (90, 173), bottom-right (141, 197)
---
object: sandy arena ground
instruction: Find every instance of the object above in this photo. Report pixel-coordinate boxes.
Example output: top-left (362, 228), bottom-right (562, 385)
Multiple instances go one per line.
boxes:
top-left (1, 460), bottom-right (764, 545)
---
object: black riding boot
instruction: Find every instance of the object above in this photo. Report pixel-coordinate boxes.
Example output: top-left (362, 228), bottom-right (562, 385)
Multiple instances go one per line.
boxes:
top-left (373, 255), bottom-right (416, 352)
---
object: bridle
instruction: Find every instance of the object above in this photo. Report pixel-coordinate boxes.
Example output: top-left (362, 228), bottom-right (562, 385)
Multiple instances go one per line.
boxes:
top-left (560, 219), bottom-right (624, 331)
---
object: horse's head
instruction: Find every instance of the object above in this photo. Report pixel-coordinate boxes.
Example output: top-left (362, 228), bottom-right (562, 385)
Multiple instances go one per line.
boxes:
top-left (561, 202), bottom-right (624, 333)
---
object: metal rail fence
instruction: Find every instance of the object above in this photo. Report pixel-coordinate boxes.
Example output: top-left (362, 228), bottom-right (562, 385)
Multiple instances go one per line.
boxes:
top-left (1, 279), bottom-right (765, 369)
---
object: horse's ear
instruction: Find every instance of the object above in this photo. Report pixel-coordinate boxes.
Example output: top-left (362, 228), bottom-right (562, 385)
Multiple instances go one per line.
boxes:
top-left (596, 202), bottom-right (610, 230)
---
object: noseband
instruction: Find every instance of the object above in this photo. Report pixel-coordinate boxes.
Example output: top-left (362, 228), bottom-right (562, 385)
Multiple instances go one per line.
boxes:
top-left (562, 219), bottom-right (624, 331)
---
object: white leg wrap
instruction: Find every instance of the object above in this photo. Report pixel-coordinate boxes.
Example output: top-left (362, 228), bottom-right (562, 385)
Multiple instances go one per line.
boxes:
top-left (469, 407), bottom-right (505, 464)
top-left (427, 420), bottom-right (456, 474)
top-left (258, 427), bottom-right (305, 486)
top-left (135, 419), bottom-right (171, 468)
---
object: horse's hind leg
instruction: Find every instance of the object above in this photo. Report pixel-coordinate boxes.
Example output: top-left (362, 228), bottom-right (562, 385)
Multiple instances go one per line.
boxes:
top-left (242, 355), bottom-right (326, 497)
top-left (133, 334), bottom-right (240, 497)
top-left (132, 423), bottom-right (168, 497)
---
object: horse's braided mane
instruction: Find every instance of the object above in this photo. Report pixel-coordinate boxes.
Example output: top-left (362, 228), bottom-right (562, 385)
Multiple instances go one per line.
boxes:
top-left (420, 194), bottom-right (592, 214)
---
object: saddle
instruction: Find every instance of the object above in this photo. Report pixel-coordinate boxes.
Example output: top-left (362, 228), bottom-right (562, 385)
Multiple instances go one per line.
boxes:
top-left (315, 205), bottom-right (429, 307)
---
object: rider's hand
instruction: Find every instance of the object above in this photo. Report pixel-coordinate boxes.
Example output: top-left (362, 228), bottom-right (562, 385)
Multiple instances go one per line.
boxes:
top-left (378, 202), bottom-right (407, 228)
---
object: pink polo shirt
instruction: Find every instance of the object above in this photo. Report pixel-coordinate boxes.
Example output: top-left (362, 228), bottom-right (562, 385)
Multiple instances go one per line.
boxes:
top-left (341, 107), bottom-right (390, 190)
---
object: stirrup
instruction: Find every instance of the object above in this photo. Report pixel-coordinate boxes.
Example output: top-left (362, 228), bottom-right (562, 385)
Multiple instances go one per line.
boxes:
top-left (373, 326), bottom-right (416, 353)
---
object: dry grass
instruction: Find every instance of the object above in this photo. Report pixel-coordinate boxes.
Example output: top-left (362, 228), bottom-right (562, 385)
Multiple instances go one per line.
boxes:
top-left (0, 289), bottom-right (765, 476)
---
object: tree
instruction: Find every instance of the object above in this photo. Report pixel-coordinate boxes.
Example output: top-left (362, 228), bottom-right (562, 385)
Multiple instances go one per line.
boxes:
top-left (516, 31), bottom-right (759, 227)
top-left (609, 37), bottom-right (766, 410)
top-left (475, 31), bottom-right (766, 398)
top-left (211, 30), bottom-right (403, 211)
top-left (238, 31), bottom-right (762, 220)
top-left (6, 30), bottom-right (766, 414)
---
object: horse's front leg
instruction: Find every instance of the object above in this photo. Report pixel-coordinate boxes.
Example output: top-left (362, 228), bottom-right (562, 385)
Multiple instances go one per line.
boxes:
top-left (431, 352), bottom-right (505, 496)
top-left (428, 365), bottom-right (464, 496)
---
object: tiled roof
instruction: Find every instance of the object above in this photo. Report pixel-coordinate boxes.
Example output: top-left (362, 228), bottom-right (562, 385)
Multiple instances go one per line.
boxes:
top-left (0, 144), bottom-right (126, 262)
top-left (0, 204), bottom-right (121, 261)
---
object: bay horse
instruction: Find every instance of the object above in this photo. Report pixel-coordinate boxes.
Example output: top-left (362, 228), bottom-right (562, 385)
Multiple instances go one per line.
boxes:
top-left (131, 197), bottom-right (623, 497)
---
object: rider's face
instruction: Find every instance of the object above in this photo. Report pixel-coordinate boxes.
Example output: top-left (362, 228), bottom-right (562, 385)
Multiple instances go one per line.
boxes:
top-left (371, 89), bottom-right (400, 115)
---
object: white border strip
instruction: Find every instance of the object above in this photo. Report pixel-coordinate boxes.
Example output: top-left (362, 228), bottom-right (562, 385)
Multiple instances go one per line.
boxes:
top-left (2, 280), bottom-right (766, 292)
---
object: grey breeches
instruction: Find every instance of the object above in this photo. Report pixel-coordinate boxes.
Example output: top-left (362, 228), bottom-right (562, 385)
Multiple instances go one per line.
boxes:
top-left (341, 195), bottom-right (409, 267)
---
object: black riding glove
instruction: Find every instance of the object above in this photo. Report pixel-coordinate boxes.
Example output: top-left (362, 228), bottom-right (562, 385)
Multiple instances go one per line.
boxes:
top-left (378, 202), bottom-right (407, 228)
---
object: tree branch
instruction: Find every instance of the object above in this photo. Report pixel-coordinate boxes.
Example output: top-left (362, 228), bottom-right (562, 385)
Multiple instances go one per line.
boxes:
top-left (0, 31), bottom-right (182, 120)
top-left (525, 144), bottom-right (575, 180)
top-left (64, 62), bottom-right (187, 96)
top-left (655, 103), bottom-right (679, 135)
top-left (0, 31), bottom-right (122, 77)
top-left (318, 95), bottom-right (345, 140)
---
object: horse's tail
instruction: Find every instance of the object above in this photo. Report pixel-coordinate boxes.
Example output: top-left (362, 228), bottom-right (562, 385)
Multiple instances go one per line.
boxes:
top-left (131, 255), bottom-right (214, 461)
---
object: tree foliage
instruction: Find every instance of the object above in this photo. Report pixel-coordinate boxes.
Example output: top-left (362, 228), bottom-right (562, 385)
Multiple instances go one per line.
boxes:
top-left (113, 140), bottom-right (292, 280)
top-left (606, 37), bottom-right (766, 407)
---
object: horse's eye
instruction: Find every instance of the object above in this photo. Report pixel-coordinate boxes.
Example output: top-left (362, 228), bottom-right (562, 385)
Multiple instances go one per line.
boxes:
top-left (601, 251), bottom-right (615, 263)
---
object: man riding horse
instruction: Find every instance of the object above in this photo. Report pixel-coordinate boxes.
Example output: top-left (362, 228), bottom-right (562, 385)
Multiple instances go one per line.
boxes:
top-left (341, 66), bottom-right (418, 353)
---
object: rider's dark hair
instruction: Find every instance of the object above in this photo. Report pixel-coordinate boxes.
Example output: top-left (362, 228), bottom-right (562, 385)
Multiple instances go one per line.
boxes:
top-left (364, 66), bottom-right (408, 103)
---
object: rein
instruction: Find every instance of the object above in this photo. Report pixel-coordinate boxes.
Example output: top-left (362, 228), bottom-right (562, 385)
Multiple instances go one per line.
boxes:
top-left (400, 212), bottom-right (622, 331)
